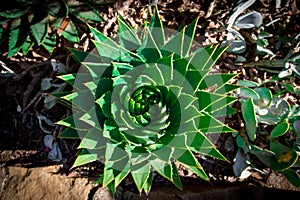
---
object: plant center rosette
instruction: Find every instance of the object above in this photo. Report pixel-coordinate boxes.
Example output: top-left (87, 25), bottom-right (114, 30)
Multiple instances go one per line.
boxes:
top-left (56, 7), bottom-right (238, 194)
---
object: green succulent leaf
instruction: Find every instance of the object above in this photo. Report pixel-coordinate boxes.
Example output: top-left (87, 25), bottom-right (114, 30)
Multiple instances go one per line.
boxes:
top-left (22, 38), bottom-right (34, 55)
top-left (237, 80), bottom-right (260, 87)
top-left (270, 121), bottom-right (290, 138)
top-left (253, 87), bottom-right (272, 108)
top-left (8, 17), bottom-right (29, 57)
top-left (42, 33), bottom-right (56, 53)
top-left (241, 98), bottom-right (257, 141)
top-left (61, 20), bottom-right (79, 43)
top-left (59, 127), bottom-right (79, 139)
top-left (270, 140), bottom-right (298, 171)
top-left (0, 7), bottom-right (30, 18)
top-left (283, 169), bottom-right (300, 187)
top-left (30, 17), bottom-right (49, 45)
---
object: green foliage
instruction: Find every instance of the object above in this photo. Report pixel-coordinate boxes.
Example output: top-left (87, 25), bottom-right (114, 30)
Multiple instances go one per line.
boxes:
top-left (57, 7), bottom-right (237, 193)
top-left (235, 80), bottom-right (300, 187)
top-left (0, 0), bottom-right (106, 57)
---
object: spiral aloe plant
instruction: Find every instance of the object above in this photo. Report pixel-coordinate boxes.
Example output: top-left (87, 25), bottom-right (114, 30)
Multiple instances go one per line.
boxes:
top-left (56, 7), bottom-right (238, 193)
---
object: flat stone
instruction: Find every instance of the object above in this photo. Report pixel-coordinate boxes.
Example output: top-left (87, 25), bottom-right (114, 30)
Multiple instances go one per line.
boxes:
top-left (0, 165), bottom-right (113, 200)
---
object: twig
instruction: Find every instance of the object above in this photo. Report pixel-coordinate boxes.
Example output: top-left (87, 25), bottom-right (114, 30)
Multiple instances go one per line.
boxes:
top-left (13, 62), bottom-right (50, 82)
top-left (22, 62), bottom-right (50, 109)
top-left (243, 60), bottom-right (285, 68)
top-left (205, 0), bottom-right (216, 18)
top-left (20, 91), bottom-right (42, 115)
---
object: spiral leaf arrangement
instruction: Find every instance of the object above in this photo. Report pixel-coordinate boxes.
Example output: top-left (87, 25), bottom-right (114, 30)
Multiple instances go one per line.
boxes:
top-left (56, 7), bottom-right (238, 193)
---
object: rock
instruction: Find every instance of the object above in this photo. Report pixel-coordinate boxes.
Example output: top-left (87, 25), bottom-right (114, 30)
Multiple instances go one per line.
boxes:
top-left (267, 172), bottom-right (300, 191)
top-left (0, 165), bottom-right (113, 200)
top-left (92, 187), bottom-right (115, 200)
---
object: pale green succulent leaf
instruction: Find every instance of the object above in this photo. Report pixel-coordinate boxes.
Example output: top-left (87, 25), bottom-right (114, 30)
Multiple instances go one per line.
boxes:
top-left (96, 91), bottom-right (112, 118)
top-left (82, 62), bottom-right (112, 79)
top-left (198, 113), bottom-right (235, 133)
top-left (173, 58), bottom-right (189, 83)
top-left (62, 90), bottom-right (95, 112)
top-left (51, 91), bottom-right (72, 108)
top-left (212, 106), bottom-right (237, 117)
top-left (79, 128), bottom-right (107, 149)
top-left (157, 54), bottom-right (174, 85)
top-left (182, 17), bottom-right (198, 57)
top-left (131, 161), bottom-right (151, 193)
top-left (184, 164), bottom-right (209, 181)
top-left (197, 147), bottom-right (227, 161)
top-left (89, 25), bottom-right (117, 44)
top-left (185, 70), bottom-right (210, 91)
top-left (177, 93), bottom-right (197, 110)
top-left (84, 81), bottom-right (98, 95)
top-left (152, 146), bottom-right (173, 162)
top-left (174, 105), bottom-right (201, 123)
top-left (103, 144), bottom-right (130, 187)
top-left (93, 40), bottom-right (123, 62)
top-left (142, 64), bottom-right (164, 85)
top-left (169, 134), bottom-right (188, 148)
top-left (189, 46), bottom-right (216, 71)
top-left (105, 142), bottom-right (128, 162)
top-left (73, 148), bottom-right (105, 167)
top-left (148, 6), bottom-right (164, 47)
top-left (196, 91), bottom-right (227, 111)
top-left (188, 131), bottom-right (215, 148)
top-left (112, 62), bottom-right (134, 76)
top-left (218, 84), bottom-right (240, 94)
top-left (103, 163), bottom-right (130, 187)
top-left (139, 27), bottom-right (162, 62)
top-left (56, 112), bottom-right (91, 130)
top-left (69, 47), bottom-right (101, 63)
top-left (205, 45), bottom-right (228, 70)
top-left (82, 105), bottom-right (105, 129)
top-left (143, 171), bottom-right (153, 193)
top-left (199, 73), bottom-right (237, 91)
top-left (103, 119), bottom-right (123, 143)
top-left (118, 15), bottom-right (141, 50)
top-left (151, 158), bottom-right (172, 179)
top-left (114, 163), bottom-right (131, 188)
top-left (196, 91), bottom-right (236, 113)
top-left (161, 28), bottom-right (184, 58)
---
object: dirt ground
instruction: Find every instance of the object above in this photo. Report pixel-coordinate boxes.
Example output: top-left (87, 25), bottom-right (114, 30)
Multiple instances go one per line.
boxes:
top-left (0, 0), bottom-right (300, 197)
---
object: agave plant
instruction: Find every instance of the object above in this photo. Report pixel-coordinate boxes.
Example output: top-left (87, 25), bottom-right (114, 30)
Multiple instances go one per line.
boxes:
top-left (0, 0), bottom-right (104, 57)
top-left (56, 7), bottom-right (238, 193)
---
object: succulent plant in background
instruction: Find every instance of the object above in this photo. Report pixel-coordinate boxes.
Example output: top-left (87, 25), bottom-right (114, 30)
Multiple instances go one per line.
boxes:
top-left (0, 0), bottom-right (105, 57)
top-left (234, 80), bottom-right (300, 187)
top-left (56, 7), bottom-right (237, 193)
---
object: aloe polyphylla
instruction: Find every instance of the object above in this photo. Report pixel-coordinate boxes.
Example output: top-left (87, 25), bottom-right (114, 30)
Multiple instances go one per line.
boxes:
top-left (56, 7), bottom-right (238, 193)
